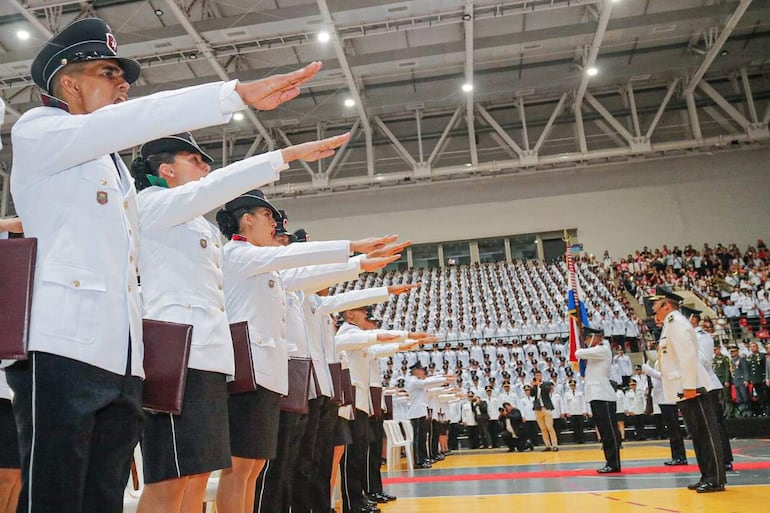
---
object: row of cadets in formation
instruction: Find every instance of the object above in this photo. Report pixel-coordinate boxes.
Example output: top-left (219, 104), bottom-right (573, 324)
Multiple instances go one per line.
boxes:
top-left (2, 16), bottom-right (426, 513)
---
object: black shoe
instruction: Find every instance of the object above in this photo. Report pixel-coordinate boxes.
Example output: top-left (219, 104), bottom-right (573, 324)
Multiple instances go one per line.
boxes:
top-left (663, 459), bottom-right (688, 466)
top-left (415, 461), bottom-right (432, 469)
top-left (366, 493), bottom-right (387, 504)
top-left (381, 493), bottom-right (397, 501)
top-left (725, 463), bottom-right (734, 471)
top-left (695, 482), bottom-right (725, 493)
top-left (686, 482), bottom-right (703, 490)
top-left (552, 447), bottom-right (559, 452)
top-left (542, 447), bottom-right (552, 452)
top-left (596, 466), bottom-right (620, 474)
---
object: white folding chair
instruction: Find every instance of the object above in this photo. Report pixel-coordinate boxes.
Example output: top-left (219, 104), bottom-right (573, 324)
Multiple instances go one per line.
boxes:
top-left (123, 444), bottom-right (144, 512)
top-left (204, 473), bottom-right (220, 513)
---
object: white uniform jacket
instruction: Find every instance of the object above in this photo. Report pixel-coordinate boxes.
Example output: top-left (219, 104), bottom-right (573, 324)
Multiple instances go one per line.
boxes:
top-left (574, 342), bottom-right (616, 403)
top-left (138, 150), bottom-right (285, 375)
top-left (303, 287), bottom-right (391, 398)
top-left (562, 389), bottom-right (586, 416)
top-left (223, 239), bottom-right (350, 395)
top-left (335, 322), bottom-right (406, 415)
top-left (10, 80), bottom-right (246, 377)
top-left (405, 376), bottom-right (446, 419)
top-left (658, 310), bottom-right (712, 403)
top-left (642, 362), bottom-right (668, 409)
top-left (694, 327), bottom-right (722, 391)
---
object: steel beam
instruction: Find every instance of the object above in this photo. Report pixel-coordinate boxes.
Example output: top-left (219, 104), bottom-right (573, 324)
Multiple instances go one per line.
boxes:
top-left (163, 0), bottom-right (275, 149)
top-left (740, 67), bottom-right (758, 123)
top-left (685, 0), bottom-right (753, 95)
top-left (574, 103), bottom-right (588, 154)
top-left (584, 92), bottom-right (635, 144)
top-left (575, 0), bottom-right (615, 106)
top-left (518, 96), bottom-right (530, 151)
top-left (266, 131), bottom-right (770, 196)
top-left (593, 119), bottom-right (626, 147)
top-left (428, 106), bottom-right (463, 167)
top-left (685, 91), bottom-right (703, 140)
top-left (244, 135), bottom-right (264, 159)
top-left (326, 118), bottom-right (360, 178)
top-left (627, 83), bottom-right (641, 138)
top-left (373, 116), bottom-right (417, 169)
top-left (8, 0), bottom-right (54, 38)
top-left (463, 1), bottom-right (478, 166)
top-left (697, 80), bottom-right (751, 130)
top-left (476, 104), bottom-right (523, 157)
top-left (645, 78), bottom-right (679, 140)
top-left (534, 92), bottom-right (568, 154)
top-left (703, 106), bottom-right (739, 134)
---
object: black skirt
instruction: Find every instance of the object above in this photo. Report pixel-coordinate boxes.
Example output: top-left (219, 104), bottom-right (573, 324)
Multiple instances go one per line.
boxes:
top-left (228, 385), bottom-right (281, 459)
top-left (141, 370), bottom-right (231, 483)
top-left (0, 399), bottom-right (20, 469)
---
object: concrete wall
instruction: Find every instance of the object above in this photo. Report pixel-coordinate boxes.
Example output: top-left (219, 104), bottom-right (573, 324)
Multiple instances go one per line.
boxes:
top-left (272, 147), bottom-right (770, 258)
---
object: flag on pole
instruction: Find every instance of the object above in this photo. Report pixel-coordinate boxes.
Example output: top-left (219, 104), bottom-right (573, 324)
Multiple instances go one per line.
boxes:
top-left (565, 237), bottom-right (590, 375)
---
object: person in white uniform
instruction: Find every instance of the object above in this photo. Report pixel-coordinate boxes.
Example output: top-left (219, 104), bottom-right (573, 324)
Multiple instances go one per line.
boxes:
top-left (7, 17), bottom-right (323, 513)
top-left (131, 132), bottom-right (346, 513)
top-left (215, 188), bottom-right (393, 513)
top-left (649, 287), bottom-right (725, 493)
top-left (575, 326), bottom-right (621, 473)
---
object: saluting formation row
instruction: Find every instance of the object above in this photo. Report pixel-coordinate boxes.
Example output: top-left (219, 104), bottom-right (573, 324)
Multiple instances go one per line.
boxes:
top-left (0, 17), bottom-right (453, 513)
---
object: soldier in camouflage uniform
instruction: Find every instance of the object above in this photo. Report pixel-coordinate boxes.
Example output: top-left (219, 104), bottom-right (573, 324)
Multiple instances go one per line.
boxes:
top-left (712, 344), bottom-right (733, 418)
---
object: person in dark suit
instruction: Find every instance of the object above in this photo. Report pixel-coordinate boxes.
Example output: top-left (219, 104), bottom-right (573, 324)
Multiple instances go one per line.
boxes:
top-left (531, 370), bottom-right (558, 451)
top-left (500, 403), bottom-right (533, 452)
top-left (472, 396), bottom-right (492, 449)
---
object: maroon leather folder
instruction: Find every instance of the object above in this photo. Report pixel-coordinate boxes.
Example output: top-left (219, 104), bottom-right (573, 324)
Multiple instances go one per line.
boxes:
top-left (370, 386), bottom-right (383, 418)
top-left (0, 238), bottom-right (37, 360)
top-left (279, 357), bottom-right (313, 414)
top-left (227, 322), bottom-right (257, 395)
top-left (340, 368), bottom-right (354, 407)
top-left (384, 394), bottom-right (394, 421)
top-left (328, 362), bottom-right (343, 405)
top-left (142, 319), bottom-right (193, 414)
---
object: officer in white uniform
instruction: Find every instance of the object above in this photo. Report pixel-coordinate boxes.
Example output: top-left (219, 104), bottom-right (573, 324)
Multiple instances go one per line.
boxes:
top-left (561, 379), bottom-right (587, 444)
top-left (7, 17), bottom-right (324, 513)
top-left (650, 287), bottom-right (725, 493)
top-left (336, 311), bottom-right (425, 513)
top-left (642, 361), bottom-right (687, 465)
top-left (217, 190), bottom-right (393, 513)
top-left (575, 326), bottom-right (621, 473)
top-left (680, 306), bottom-right (734, 471)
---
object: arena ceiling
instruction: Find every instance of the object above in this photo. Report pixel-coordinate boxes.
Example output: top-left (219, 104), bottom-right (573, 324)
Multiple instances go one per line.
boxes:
top-left (0, 0), bottom-right (769, 213)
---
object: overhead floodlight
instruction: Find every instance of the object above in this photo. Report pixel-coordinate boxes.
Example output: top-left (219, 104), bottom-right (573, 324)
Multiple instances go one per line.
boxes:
top-left (188, 52), bottom-right (198, 60)
top-left (154, 8), bottom-right (164, 16)
top-left (461, 83), bottom-right (473, 93)
top-left (344, 98), bottom-right (355, 108)
top-left (233, 112), bottom-right (245, 121)
top-left (586, 67), bottom-right (598, 77)
top-left (317, 31), bottom-right (331, 43)
top-left (16, 30), bottom-right (30, 41)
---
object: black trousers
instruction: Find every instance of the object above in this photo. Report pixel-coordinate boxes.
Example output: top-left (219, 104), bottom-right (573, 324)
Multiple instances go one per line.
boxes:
top-left (477, 415), bottom-right (492, 447)
top-left (311, 398), bottom-right (341, 513)
top-left (590, 400), bottom-right (621, 471)
top-left (707, 389), bottom-right (733, 464)
top-left (291, 397), bottom-right (329, 513)
top-left (568, 414), bottom-right (585, 443)
top-left (448, 423), bottom-right (460, 450)
top-left (411, 417), bottom-right (429, 463)
top-left (488, 419), bottom-right (501, 447)
top-left (6, 352), bottom-right (143, 513)
top-left (627, 413), bottom-right (646, 440)
top-left (524, 420), bottom-right (539, 445)
top-left (678, 394), bottom-right (726, 486)
top-left (254, 410), bottom-right (305, 513)
top-left (660, 404), bottom-right (686, 461)
top-left (429, 419), bottom-right (440, 458)
top-left (501, 431), bottom-right (530, 452)
top-left (366, 416), bottom-right (384, 495)
top-left (341, 410), bottom-right (371, 512)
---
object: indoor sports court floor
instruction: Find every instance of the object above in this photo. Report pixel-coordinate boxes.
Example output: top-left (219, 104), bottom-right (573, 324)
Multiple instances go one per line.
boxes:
top-left (376, 440), bottom-right (770, 513)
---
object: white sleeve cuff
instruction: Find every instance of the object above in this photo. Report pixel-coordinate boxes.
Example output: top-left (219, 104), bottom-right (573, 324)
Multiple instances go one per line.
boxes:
top-left (266, 149), bottom-right (289, 173)
top-left (220, 80), bottom-right (247, 115)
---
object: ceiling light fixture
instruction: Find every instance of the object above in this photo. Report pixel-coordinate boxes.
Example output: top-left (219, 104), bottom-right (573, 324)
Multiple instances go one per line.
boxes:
top-left (462, 13), bottom-right (472, 21)
top-left (233, 112), bottom-right (245, 121)
top-left (462, 83), bottom-right (473, 93)
top-left (586, 66), bottom-right (598, 76)
top-left (344, 98), bottom-right (355, 108)
top-left (16, 30), bottom-right (30, 41)
top-left (188, 52), bottom-right (198, 60)
top-left (720, 50), bottom-right (729, 56)
top-left (317, 31), bottom-right (331, 43)
top-left (154, 8), bottom-right (164, 16)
